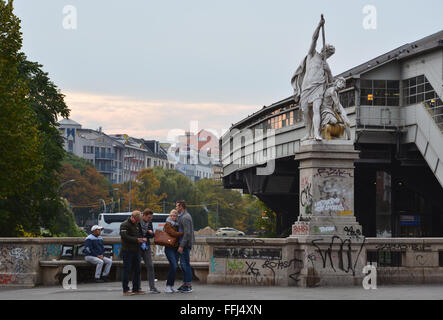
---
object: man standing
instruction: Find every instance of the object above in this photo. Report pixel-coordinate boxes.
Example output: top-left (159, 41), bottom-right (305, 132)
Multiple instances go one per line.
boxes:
top-left (138, 209), bottom-right (160, 294)
top-left (84, 225), bottom-right (112, 283)
top-left (176, 200), bottom-right (195, 293)
top-left (120, 210), bottom-right (146, 296)
top-left (291, 15), bottom-right (335, 141)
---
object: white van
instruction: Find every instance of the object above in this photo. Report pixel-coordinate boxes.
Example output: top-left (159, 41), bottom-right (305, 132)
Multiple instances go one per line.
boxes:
top-left (98, 212), bottom-right (169, 237)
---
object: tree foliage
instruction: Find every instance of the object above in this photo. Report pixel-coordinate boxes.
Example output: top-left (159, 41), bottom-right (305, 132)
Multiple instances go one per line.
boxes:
top-left (0, 0), bottom-right (43, 198)
top-left (58, 157), bottom-right (112, 227)
top-left (134, 168), bottom-right (166, 212)
top-left (0, 0), bottom-right (75, 236)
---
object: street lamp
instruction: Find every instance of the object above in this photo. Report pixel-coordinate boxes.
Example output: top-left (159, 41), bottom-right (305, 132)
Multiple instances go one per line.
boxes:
top-left (114, 188), bottom-right (120, 212)
top-left (99, 199), bottom-right (107, 213)
top-left (124, 155), bottom-right (136, 212)
top-left (57, 179), bottom-right (76, 192)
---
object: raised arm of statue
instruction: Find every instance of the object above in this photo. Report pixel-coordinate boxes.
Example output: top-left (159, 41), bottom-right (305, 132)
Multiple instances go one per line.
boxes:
top-left (309, 17), bottom-right (325, 56)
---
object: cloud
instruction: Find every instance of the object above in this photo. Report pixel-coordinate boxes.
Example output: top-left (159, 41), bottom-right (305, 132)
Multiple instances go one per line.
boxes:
top-left (63, 91), bottom-right (258, 141)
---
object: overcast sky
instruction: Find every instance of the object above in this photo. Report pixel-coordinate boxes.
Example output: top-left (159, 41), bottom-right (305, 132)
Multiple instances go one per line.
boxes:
top-left (14, 0), bottom-right (443, 141)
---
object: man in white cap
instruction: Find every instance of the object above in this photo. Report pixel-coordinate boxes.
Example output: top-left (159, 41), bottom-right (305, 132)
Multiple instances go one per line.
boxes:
top-left (84, 225), bottom-right (113, 283)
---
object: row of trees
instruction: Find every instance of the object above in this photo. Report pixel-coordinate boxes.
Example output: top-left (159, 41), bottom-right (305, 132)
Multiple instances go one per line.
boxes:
top-left (0, 1), bottom-right (85, 237)
top-left (59, 154), bottom-right (270, 234)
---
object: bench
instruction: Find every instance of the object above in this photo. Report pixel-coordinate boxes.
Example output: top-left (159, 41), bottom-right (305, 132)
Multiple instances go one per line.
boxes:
top-left (39, 260), bottom-right (209, 286)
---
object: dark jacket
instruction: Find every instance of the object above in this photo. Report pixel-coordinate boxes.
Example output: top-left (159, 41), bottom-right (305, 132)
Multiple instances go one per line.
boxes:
top-left (120, 217), bottom-right (140, 252)
top-left (164, 221), bottom-right (184, 248)
top-left (138, 220), bottom-right (154, 246)
top-left (84, 234), bottom-right (104, 257)
top-left (178, 210), bottom-right (195, 249)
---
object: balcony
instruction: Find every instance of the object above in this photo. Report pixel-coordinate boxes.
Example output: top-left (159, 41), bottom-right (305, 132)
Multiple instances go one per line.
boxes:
top-left (95, 153), bottom-right (116, 160)
top-left (96, 165), bottom-right (115, 173)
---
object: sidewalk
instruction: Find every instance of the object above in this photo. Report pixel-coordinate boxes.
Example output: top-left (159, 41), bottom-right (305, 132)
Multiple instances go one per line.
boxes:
top-left (1, 281), bottom-right (443, 300)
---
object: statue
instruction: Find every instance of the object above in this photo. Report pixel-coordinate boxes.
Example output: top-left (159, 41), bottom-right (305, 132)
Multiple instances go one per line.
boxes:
top-left (291, 15), bottom-right (337, 141)
top-left (320, 77), bottom-right (351, 140)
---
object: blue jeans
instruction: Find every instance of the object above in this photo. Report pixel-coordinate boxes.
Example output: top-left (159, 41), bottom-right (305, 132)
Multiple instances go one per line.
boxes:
top-left (121, 250), bottom-right (141, 292)
top-left (179, 247), bottom-right (192, 284)
top-left (165, 247), bottom-right (179, 286)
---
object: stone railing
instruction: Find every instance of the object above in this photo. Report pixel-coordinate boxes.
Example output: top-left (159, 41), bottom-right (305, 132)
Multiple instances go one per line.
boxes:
top-left (1, 237), bottom-right (443, 287)
top-left (205, 237), bottom-right (443, 287)
top-left (366, 238), bottom-right (443, 284)
top-left (0, 237), bottom-right (209, 287)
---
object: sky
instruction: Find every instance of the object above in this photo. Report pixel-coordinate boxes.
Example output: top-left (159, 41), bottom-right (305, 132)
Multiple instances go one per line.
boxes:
top-left (13, 0), bottom-right (443, 142)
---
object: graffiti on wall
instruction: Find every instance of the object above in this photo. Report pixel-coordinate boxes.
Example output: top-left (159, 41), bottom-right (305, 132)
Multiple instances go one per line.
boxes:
top-left (213, 247), bottom-right (282, 260)
top-left (311, 236), bottom-right (366, 276)
top-left (40, 244), bottom-right (62, 259)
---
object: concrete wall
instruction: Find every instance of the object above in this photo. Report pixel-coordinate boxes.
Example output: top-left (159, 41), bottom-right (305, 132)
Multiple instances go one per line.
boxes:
top-left (206, 237), bottom-right (443, 287)
top-left (1, 237), bottom-right (442, 287)
top-left (0, 237), bottom-right (209, 287)
top-left (362, 61), bottom-right (401, 80)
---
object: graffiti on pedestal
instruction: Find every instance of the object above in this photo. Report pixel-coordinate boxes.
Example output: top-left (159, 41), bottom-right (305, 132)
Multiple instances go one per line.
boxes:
top-left (293, 223), bottom-right (309, 236)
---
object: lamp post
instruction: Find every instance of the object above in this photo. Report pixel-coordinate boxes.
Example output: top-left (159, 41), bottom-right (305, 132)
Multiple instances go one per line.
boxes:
top-left (57, 179), bottom-right (76, 193)
top-left (99, 199), bottom-right (107, 213)
top-left (114, 188), bottom-right (120, 212)
top-left (124, 155), bottom-right (135, 212)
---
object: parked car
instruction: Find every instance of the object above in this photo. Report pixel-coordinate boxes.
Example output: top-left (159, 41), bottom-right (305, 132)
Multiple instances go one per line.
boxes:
top-left (98, 212), bottom-right (169, 237)
top-left (216, 227), bottom-right (245, 237)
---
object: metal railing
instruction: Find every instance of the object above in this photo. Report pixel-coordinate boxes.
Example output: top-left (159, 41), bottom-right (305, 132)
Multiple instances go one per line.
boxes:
top-left (423, 102), bottom-right (443, 133)
top-left (356, 105), bottom-right (406, 130)
top-left (95, 153), bottom-right (116, 160)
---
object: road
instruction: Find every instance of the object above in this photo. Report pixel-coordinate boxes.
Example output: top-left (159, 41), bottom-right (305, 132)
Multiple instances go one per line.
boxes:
top-left (1, 281), bottom-right (443, 300)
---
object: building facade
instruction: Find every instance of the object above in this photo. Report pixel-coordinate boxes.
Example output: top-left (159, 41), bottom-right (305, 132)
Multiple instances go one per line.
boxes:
top-left (58, 119), bottom-right (125, 184)
top-left (59, 120), bottom-right (173, 184)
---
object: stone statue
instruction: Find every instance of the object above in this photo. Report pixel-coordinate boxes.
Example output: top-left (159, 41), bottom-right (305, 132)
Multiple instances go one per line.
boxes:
top-left (291, 15), bottom-right (335, 141)
top-left (320, 77), bottom-right (351, 140)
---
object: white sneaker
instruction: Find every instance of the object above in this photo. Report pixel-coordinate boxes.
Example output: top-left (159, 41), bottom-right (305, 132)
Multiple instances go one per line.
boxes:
top-left (171, 287), bottom-right (179, 293)
top-left (164, 286), bottom-right (174, 293)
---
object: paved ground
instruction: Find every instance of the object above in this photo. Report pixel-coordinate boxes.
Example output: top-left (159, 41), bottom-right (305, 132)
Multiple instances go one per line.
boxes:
top-left (1, 281), bottom-right (443, 300)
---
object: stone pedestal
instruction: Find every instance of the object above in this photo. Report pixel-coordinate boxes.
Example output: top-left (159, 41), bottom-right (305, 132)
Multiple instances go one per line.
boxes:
top-left (290, 140), bottom-right (366, 286)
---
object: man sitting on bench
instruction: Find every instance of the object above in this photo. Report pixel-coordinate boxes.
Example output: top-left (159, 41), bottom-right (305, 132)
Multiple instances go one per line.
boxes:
top-left (84, 225), bottom-right (112, 283)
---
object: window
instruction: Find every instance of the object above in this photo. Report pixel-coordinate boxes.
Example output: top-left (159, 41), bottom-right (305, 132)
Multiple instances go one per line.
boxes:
top-left (403, 75), bottom-right (442, 107)
top-left (360, 79), bottom-right (400, 106)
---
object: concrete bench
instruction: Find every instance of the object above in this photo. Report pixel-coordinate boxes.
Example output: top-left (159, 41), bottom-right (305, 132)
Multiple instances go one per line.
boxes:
top-left (39, 260), bottom-right (209, 286)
